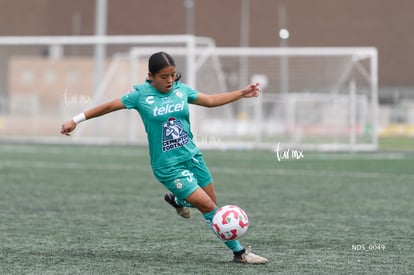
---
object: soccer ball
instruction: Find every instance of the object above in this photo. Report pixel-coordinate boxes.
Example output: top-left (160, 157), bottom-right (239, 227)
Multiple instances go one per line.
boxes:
top-left (212, 205), bottom-right (249, 241)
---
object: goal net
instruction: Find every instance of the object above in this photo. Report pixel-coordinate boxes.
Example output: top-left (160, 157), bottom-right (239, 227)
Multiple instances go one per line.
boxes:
top-left (127, 46), bottom-right (378, 151)
top-left (0, 35), bottom-right (378, 151)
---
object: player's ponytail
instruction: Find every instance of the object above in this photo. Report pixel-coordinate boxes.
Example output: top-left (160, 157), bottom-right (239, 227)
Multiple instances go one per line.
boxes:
top-left (148, 52), bottom-right (181, 82)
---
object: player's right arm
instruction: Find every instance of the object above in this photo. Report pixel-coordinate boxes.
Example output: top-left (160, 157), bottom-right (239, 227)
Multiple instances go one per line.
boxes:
top-left (60, 98), bottom-right (126, 136)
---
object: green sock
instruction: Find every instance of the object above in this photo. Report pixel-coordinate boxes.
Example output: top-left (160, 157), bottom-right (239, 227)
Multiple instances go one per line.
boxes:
top-left (203, 208), bottom-right (244, 253)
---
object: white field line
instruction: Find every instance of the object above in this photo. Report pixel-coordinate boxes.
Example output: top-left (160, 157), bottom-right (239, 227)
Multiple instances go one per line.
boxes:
top-left (1, 160), bottom-right (414, 181)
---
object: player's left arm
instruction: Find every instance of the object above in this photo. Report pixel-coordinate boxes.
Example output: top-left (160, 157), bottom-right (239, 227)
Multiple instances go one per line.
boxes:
top-left (191, 82), bottom-right (260, 108)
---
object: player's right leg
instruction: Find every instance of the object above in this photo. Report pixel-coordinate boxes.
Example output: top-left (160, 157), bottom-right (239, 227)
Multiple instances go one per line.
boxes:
top-left (184, 187), bottom-right (268, 264)
top-left (153, 163), bottom-right (197, 219)
top-left (161, 154), bottom-right (214, 218)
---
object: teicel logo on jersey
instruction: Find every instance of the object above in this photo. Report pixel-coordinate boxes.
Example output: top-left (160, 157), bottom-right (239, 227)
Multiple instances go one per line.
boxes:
top-left (162, 117), bottom-right (189, 152)
top-left (153, 101), bottom-right (184, 116)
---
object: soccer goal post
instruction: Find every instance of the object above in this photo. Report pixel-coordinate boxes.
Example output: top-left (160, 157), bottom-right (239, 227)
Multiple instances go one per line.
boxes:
top-left (0, 35), bottom-right (378, 151)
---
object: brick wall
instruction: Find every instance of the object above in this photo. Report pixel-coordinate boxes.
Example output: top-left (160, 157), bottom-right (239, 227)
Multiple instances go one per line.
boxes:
top-left (0, 0), bottom-right (414, 86)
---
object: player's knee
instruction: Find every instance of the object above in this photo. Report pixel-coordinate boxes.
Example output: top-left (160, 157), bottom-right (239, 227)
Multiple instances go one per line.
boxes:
top-left (185, 187), bottom-right (217, 213)
top-left (197, 201), bottom-right (216, 214)
top-left (192, 196), bottom-right (217, 213)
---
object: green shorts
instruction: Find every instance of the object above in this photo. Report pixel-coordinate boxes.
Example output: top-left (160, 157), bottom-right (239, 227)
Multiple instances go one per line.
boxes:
top-left (152, 153), bottom-right (213, 201)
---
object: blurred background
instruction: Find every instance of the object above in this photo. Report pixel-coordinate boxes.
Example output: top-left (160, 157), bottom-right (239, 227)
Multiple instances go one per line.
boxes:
top-left (0, 0), bottom-right (413, 150)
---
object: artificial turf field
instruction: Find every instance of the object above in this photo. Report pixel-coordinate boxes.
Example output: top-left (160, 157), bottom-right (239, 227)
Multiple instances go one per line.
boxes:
top-left (0, 142), bottom-right (413, 274)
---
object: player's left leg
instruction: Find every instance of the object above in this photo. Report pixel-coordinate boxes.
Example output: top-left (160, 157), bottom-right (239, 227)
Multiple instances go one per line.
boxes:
top-left (183, 155), bottom-right (245, 254)
top-left (185, 188), bottom-right (268, 264)
top-left (161, 155), bottom-right (268, 263)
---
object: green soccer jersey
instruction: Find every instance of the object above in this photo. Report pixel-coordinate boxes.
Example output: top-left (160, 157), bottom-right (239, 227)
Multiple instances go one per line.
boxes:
top-left (120, 80), bottom-right (200, 168)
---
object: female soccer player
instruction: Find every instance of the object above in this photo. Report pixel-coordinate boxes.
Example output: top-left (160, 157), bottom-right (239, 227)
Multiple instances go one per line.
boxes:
top-left (60, 52), bottom-right (268, 264)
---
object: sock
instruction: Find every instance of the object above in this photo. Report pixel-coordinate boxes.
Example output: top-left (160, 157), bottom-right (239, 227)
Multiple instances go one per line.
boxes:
top-left (203, 208), bottom-right (244, 253)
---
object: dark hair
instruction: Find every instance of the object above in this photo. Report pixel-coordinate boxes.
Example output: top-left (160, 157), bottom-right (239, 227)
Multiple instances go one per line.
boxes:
top-left (148, 51), bottom-right (181, 81)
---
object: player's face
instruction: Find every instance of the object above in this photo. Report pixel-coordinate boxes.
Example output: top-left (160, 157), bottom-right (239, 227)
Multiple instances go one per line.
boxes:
top-left (148, 66), bottom-right (177, 93)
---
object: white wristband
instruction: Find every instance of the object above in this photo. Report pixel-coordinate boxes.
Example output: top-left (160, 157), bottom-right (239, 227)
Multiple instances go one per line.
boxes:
top-left (72, 113), bottom-right (86, 124)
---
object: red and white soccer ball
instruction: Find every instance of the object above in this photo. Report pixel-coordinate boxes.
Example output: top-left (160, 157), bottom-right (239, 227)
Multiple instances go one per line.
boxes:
top-left (212, 205), bottom-right (249, 241)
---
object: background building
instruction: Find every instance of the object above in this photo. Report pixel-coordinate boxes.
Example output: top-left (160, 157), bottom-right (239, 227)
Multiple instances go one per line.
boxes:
top-left (1, 0), bottom-right (413, 88)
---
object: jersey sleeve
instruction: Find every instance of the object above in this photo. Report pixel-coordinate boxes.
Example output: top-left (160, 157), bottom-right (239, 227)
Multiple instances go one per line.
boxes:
top-left (183, 84), bottom-right (198, 103)
top-left (187, 88), bottom-right (198, 102)
top-left (120, 88), bottom-right (140, 109)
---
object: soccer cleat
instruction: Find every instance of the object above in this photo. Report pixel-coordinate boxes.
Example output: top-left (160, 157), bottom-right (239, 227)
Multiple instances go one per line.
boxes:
top-left (164, 192), bottom-right (191, 219)
top-left (233, 248), bottom-right (269, 264)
